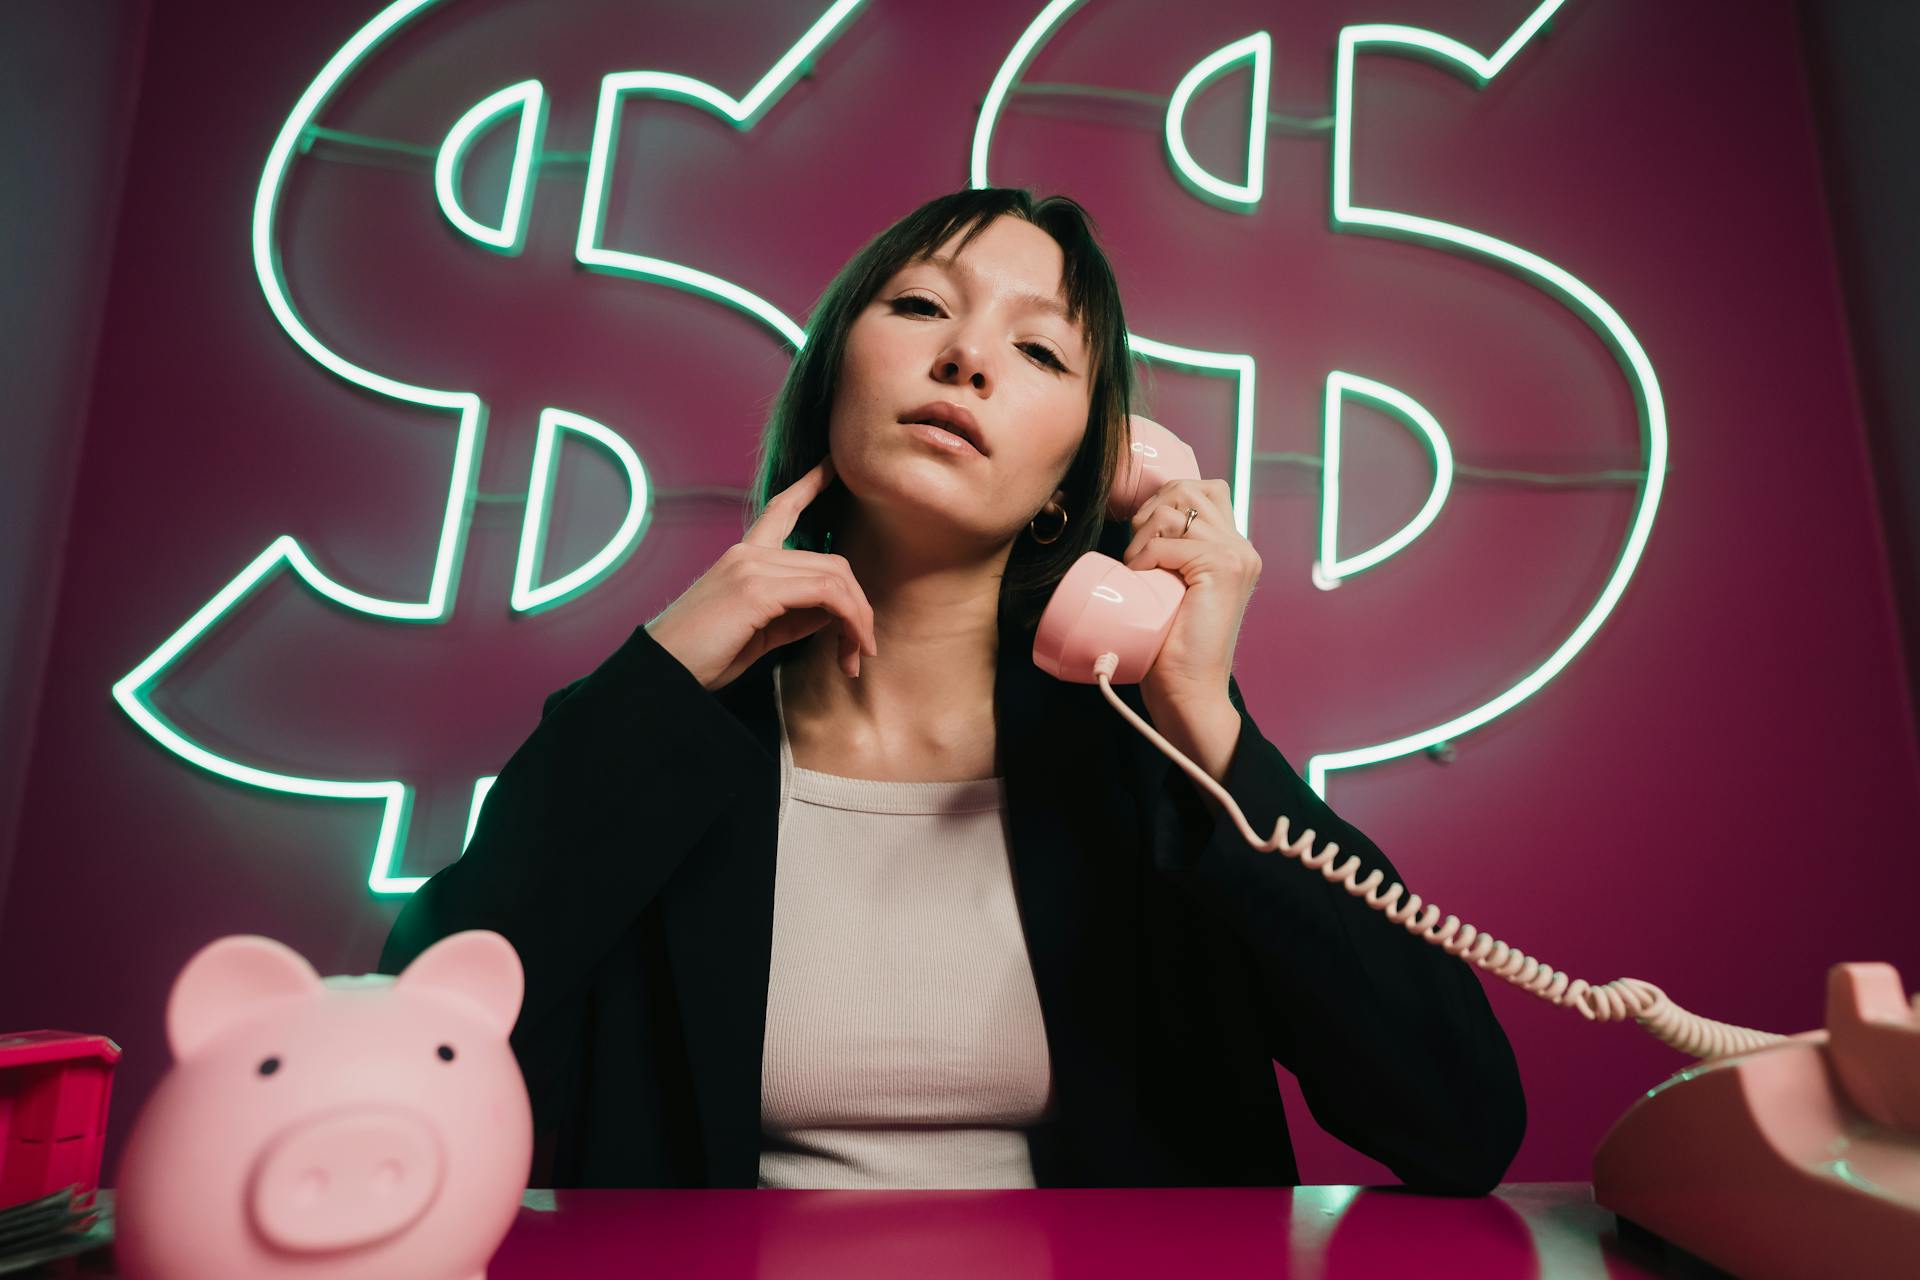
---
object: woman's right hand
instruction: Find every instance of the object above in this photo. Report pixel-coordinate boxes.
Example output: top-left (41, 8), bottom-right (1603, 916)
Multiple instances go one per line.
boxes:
top-left (645, 455), bottom-right (879, 692)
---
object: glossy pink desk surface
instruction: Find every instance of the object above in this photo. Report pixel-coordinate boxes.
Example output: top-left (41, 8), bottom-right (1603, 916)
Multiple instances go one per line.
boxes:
top-left (75, 1182), bottom-right (1691, 1277)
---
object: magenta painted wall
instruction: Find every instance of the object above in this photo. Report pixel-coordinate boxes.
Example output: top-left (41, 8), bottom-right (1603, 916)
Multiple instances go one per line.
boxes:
top-left (4, 0), bottom-right (1915, 1187)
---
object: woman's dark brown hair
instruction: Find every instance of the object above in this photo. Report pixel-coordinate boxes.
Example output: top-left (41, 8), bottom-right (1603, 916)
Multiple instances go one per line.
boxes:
top-left (745, 186), bottom-right (1142, 636)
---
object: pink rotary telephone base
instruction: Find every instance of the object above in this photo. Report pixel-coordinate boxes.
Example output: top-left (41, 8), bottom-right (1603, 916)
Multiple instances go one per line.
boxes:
top-left (1592, 962), bottom-right (1920, 1280)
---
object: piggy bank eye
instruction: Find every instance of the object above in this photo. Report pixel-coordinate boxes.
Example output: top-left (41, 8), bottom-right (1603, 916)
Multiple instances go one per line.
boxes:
top-left (258, 1056), bottom-right (281, 1077)
top-left (436, 1044), bottom-right (456, 1063)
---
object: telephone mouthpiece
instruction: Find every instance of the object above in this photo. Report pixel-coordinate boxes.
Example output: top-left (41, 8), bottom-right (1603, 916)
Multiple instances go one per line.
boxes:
top-left (1033, 553), bottom-right (1187, 684)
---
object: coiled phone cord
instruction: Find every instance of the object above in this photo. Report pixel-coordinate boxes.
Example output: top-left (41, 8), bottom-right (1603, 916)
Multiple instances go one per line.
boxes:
top-left (1093, 655), bottom-right (1787, 1061)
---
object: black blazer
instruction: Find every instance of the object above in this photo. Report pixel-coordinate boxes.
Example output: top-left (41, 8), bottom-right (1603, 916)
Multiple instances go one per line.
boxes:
top-left (379, 532), bottom-right (1527, 1193)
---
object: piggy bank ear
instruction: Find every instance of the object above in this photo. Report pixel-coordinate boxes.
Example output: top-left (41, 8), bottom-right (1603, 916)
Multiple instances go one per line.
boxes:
top-left (392, 929), bottom-right (524, 1036)
top-left (168, 935), bottom-right (325, 1061)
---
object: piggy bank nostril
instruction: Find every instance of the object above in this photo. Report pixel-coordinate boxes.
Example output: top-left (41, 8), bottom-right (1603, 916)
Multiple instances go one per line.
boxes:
top-left (248, 1111), bottom-right (445, 1253)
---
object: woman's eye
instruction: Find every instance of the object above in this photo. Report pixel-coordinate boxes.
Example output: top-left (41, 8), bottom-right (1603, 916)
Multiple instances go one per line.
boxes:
top-left (894, 298), bottom-right (1065, 371)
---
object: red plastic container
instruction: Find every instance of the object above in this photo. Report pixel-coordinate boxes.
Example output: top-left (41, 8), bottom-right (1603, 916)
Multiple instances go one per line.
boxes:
top-left (0, 1030), bottom-right (122, 1207)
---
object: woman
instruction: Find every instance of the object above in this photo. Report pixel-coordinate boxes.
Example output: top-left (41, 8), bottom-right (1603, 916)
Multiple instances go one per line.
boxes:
top-left (379, 187), bottom-right (1527, 1193)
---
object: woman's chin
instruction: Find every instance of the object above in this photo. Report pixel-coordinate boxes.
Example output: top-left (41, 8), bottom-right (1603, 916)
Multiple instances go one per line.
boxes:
top-left (866, 500), bottom-right (1008, 552)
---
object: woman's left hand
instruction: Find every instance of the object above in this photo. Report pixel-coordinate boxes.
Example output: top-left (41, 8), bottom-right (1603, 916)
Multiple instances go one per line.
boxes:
top-left (1120, 477), bottom-right (1262, 714)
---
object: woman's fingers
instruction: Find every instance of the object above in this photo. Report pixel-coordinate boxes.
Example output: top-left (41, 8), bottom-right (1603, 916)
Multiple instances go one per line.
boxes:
top-left (647, 456), bottom-right (887, 690)
top-left (744, 454), bottom-right (835, 550)
top-left (1124, 479), bottom-right (1236, 562)
top-left (760, 550), bottom-right (877, 657)
top-left (748, 566), bottom-right (873, 677)
top-left (736, 456), bottom-right (877, 655)
top-left (1130, 477), bottom-right (1232, 533)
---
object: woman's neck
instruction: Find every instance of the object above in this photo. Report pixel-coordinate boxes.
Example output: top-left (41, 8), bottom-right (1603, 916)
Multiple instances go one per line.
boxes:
top-left (780, 603), bottom-right (1002, 782)
top-left (779, 506), bottom-right (1021, 778)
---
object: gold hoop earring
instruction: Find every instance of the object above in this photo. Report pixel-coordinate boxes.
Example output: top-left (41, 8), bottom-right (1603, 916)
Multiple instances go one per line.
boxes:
top-left (1028, 500), bottom-right (1068, 545)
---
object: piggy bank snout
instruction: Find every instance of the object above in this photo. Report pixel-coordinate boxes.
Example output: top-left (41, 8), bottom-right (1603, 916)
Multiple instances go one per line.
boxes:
top-left (248, 1108), bottom-right (447, 1253)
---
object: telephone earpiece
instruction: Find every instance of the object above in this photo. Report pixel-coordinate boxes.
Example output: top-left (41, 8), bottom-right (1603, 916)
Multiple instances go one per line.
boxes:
top-left (1033, 414), bottom-right (1202, 684)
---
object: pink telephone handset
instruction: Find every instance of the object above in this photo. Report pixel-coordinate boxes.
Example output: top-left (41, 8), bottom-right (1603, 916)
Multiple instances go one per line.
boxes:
top-left (1039, 415), bottom-right (1920, 1272)
top-left (1033, 413), bottom-right (1201, 685)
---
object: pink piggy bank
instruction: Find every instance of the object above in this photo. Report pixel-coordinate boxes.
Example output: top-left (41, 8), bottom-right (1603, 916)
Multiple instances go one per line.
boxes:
top-left (114, 930), bottom-right (532, 1280)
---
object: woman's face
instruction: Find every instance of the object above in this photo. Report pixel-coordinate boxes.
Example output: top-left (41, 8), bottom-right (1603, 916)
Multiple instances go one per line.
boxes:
top-left (828, 215), bottom-right (1094, 554)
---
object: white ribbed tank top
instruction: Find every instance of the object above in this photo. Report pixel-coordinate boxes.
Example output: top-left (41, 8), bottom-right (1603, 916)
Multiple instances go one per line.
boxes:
top-left (756, 660), bottom-right (1057, 1188)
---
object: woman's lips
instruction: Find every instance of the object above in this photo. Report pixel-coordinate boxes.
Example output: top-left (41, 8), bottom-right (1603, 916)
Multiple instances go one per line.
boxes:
top-left (898, 402), bottom-right (987, 454)
top-left (905, 419), bottom-right (984, 457)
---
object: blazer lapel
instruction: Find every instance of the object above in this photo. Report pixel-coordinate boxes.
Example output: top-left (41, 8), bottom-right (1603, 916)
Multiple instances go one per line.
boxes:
top-left (996, 631), bottom-right (1146, 1183)
top-left (657, 626), bottom-right (1147, 1187)
top-left (655, 644), bottom-right (786, 1187)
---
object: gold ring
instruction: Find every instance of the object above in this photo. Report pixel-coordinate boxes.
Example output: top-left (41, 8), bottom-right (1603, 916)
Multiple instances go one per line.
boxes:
top-left (1182, 507), bottom-right (1200, 536)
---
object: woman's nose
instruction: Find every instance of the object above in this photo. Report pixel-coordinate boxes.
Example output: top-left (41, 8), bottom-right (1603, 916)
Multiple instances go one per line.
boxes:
top-left (933, 337), bottom-right (991, 391)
